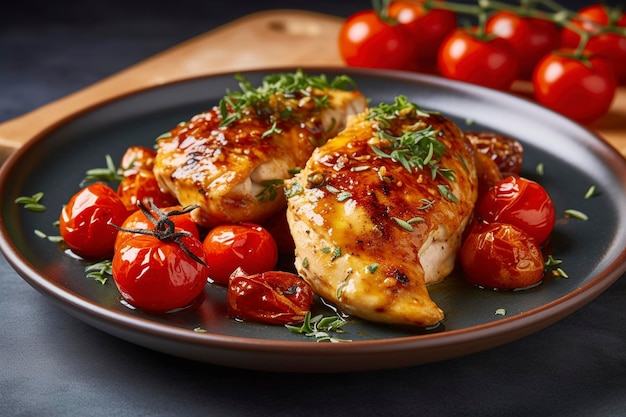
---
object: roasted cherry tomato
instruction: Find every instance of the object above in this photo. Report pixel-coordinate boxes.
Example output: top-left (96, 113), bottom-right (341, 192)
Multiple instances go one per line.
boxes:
top-left (437, 28), bottom-right (520, 90)
top-left (117, 169), bottom-right (178, 212)
top-left (561, 4), bottom-right (626, 83)
top-left (117, 146), bottom-right (178, 211)
top-left (119, 146), bottom-right (157, 177)
top-left (460, 222), bottom-right (545, 290)
top-left (486, 11), bottom-right (561, 79)
top-left (464, 132), bottom-right (524, 176)
top-left (203, 222), bottom-right (278, 285)
top-left (59, 182), bottom-right (130, 259)
top-left (338, 9), bottom-right (420, 71)
top-left (477, 175), bottom-right (555, 245)
top-left (112, 230), bottom-right (209, 312)
top-left (532, 49), bottom-right (617, 124)
top-left (227, 269), bottom-right (314, 325)
top-left (387, 0), bottom-right (457, 71)
top-left (114, 204), bottom-right (200, 252)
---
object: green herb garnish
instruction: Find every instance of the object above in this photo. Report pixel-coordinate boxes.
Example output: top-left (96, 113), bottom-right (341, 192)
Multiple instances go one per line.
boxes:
top-left (285, 312), bottom-right (351, 343)
top-left (218, 69), bottom-right (357, 130)
top-left (15, 192), bottom-right (46, 212)
top-left (367, 95), bottom-right (455, 183)
top-left (82, 154), bottom-right (123, 184)
top-left (85, 260), bottom-right (113, 285)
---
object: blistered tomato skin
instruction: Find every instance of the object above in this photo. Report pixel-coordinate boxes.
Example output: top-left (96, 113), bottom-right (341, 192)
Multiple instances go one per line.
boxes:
top-left (477, 176), bottom-right (555, 245)
top-left (203, 223), bottom-right (278, 285)
top-left (227, 269), bottom-right (314, 325)
top-left (461, 222), bottom-right (545, 290)
top-left (59, 182), bottom-right (130, 259)
top-left (112, 233), bottom-right (209, 312)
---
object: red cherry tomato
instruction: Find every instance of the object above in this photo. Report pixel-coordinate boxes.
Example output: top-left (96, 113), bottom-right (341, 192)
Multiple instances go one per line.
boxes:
top-left (477, 175), bottom-right (555, 244)
top-left (114, 204), bottom-right (200, 252)
top-left (112, 231), bottom-right (209, 312)
top-left (119, 146), bottom-right (157, 177)
top-left (203, 222), bottom-right (278, 285)
top-left (338, 9), bottom-right (420, 71)
top-left (532, 49), bottom-right (617, 124)
top-left (387, 0), bottom-right (457, 71)
top-left (59, 182), bottom-right (130, 259)
top-left (227, 269), bottom-right (314, 325)
top-left (460, 222), bottom-right (545, 290)
top-left (486, 11), bottom-right (560, 79)
top-left (437, 28), bottom-right (520, 90)
top-left (117, 169), bottom-right (178, 212)
top-left (561, 4), bottom-right (626, 83)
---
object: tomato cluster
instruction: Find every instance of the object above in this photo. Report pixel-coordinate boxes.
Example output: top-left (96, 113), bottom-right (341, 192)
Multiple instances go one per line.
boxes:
top-left (57, 148), bottom-right (312, 322)
top-left (338, 1), bottom-right (624, 124)
top-left (460, 175), bottom-right (555, 290)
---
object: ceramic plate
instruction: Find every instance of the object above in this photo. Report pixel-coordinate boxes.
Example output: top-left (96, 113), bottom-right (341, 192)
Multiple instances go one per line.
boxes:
top-left (1, 68), bottom-right (625, 372)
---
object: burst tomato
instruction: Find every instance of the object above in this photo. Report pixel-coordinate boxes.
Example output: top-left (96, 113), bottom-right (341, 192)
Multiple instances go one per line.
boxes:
top-left (117, 169), bottom-right (178, 212)
top-left (561, 4), bottom-right (626, 83)
top-left (477, 175), bottom-right (555, 245)
top-left (486, 11), bottom-right (561, 79)
top-left (227, 269), bottom-right (314, 325)
top-left (119, 146), bottom-right (157, 176)
top-left (117, 146), bottom-right (178, 211)
top-left (461, 222), bottom-right (545, 290)
top-left (532, 50), bottom-right (617, 124)
top-left (387, 0), bottom-right (457, 71)
top-left (338, 9), bottom-right (420, 71)
top-left (203, 222), bottom-right (278, 285)
top-left (113, 204), bottom-right (200, 252)
top-left (437, 28), bottom-right (520, 90)
top-left (59, 182), bottom-right (130, 259)
top-left (112, 231), bottom-right (209, 312)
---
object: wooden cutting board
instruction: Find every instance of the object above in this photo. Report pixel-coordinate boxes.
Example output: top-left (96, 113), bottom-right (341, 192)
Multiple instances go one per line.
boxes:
top-left (1, 9), bottom-right (624, 161)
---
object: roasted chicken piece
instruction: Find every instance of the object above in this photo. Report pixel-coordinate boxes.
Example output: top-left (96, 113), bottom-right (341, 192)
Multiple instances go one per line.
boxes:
top-left (285, 96), bottom-right (479, 327)
top-left (153, 71), bottom-right (367, 227)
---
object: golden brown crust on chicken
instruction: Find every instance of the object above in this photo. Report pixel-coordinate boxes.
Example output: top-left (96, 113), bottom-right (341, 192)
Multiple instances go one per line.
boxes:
top-left (285, 97), bottom-right (478, 327)
top-left (153, 71), bottom-right (367, 227)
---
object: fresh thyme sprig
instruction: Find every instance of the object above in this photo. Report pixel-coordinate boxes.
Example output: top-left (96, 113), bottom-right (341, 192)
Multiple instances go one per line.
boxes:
top-left (218, 69), bottom-right (357, 129)
top-left (285, 311), bottom-right (351, 343)
top-left (81, 154), bottom-right (123, 185)
top-left (367, 95), bottom-right (455, 183)
top-left (15, 192), bottom-right (46, 212)
top-left (85, 260), bottom-right (113, 285)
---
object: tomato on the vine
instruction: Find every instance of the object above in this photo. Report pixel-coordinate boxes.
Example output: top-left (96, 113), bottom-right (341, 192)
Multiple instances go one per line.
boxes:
top-left (532, 49), bottom-right (617, 124)
top-left (227, 269), bottom-right (314, 325)
top-left (203, 222), bottom-right (278, 285)
top-left (114, 204), bottom-right (200, 252)
top-left (561, 4), bottom-right (626, 83)
top-left (112, 230), bottom-right (209, 313)
top-left (486, 10), bottom-right (561, 79)
top-left (477, 175), bottom-right (555, 245)
top-left (387, 0), bottom-right (457, 71)
top-left (59, 182), bottom-right (130, 259)
top-left (338, 9), bottom-right (420, 71)
top-left (460, 222), bottom-right (545, 290)
top-left (437, 28), bottom-right (520, 90)
top-left (111, 203), bottom-right (209, 312)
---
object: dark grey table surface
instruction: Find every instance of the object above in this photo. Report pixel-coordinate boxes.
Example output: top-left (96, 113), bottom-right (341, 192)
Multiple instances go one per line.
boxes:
top-left (2, 1), bottom-right (625, 416)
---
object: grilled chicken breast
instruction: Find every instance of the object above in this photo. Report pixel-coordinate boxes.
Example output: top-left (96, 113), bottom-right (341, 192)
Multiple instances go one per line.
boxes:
top-left (153, 71), bottom-right (367, 227)
top-left (285, 96), bottom-right (478, 327)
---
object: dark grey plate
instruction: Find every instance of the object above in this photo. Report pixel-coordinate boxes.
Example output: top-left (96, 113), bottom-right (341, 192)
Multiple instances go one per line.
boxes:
top-left (1, 68), bottom-right (625, 372)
